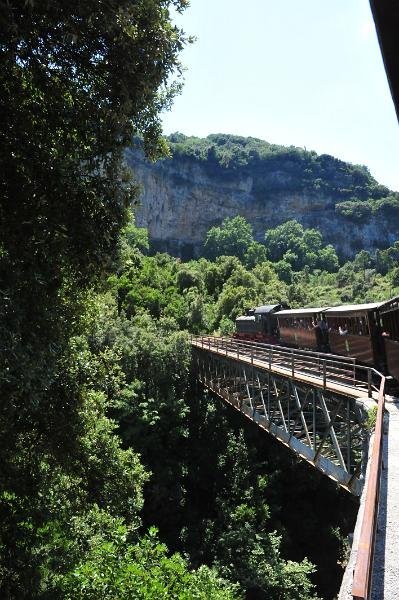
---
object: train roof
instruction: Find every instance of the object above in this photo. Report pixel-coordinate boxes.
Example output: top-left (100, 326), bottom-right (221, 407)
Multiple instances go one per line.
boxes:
top-left (378, 296), bottom-right (399, 315)
top-left (325, 301), bottom-right (384, 316)
top-left (254, 304), bottom-right (280, 314)
top-left (277, 307), bottom-right (328, 317)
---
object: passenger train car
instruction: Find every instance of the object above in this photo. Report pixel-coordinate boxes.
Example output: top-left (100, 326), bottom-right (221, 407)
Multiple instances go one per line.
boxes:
top-left (234, 297), bottom-right (399, 380)
top-left (277, 307), bottom-right (328, 351)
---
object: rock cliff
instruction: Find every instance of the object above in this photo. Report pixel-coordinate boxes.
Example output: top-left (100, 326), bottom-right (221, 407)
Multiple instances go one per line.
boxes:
top-left (125, 134), bottom-right (399, 259)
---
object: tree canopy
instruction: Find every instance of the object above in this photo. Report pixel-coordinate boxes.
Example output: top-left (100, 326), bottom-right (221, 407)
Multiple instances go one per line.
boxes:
top-left (2, 4), bottom-right (394, 598)
top-left (0, 2), bottom-right (190, 597)
top-left (167, 133), bottom-right (389, 200)
top-left (203, 216), bottom-right (255, 262)
top-left (264, 220), bottom-right (339, 272)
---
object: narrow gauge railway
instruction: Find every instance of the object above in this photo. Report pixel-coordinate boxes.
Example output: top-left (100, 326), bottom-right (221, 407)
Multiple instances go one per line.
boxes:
top-left (234, 297), bottom-right (399, 381)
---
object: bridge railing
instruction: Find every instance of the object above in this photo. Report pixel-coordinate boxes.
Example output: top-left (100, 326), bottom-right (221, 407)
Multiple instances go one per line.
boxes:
top-left (192, 336), bottom-right (383, 398)
top-left (351, 373), bottom-right (386, 600)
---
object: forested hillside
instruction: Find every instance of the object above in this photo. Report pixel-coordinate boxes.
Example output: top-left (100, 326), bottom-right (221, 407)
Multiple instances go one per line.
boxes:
top-left (1, 3), bottom-right (395, 599)
top-left (114, 216), bottom-right (399, 337)
top-left (93, 218), bottom-right (365, 599)
top-left (0, 2), bottom-right (243, 598)
top-left (127, 133), bottom-right (399, 259)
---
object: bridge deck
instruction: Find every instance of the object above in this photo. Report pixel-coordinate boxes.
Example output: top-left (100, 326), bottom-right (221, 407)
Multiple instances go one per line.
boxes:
top-left (192, 337), bottom-right (380, 402)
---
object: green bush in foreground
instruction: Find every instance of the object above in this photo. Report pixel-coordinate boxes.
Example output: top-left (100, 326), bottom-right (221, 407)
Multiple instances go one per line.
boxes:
top-left (59, 526), bottom-right (241, 600)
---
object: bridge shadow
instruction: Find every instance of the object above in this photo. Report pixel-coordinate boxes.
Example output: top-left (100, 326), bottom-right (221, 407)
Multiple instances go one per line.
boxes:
top-left (370, 412), bottom-right (388, 599)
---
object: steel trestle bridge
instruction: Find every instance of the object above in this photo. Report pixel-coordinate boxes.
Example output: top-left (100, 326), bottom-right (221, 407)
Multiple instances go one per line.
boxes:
top-left (192, 335), bottom-right (383, 495)
top-left (191, 336), bottom-right (388, 600)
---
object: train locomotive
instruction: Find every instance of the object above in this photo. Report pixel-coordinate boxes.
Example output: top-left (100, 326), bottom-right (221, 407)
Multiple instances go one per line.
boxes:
top-left (234, 297), bottom-right (399, 381)
top-left (235, 304), bottom-right (281, 345)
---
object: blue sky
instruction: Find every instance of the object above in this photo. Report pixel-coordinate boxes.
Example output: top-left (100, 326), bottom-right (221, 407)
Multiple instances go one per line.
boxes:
top-left (162, 0), bottom-right (399, 191)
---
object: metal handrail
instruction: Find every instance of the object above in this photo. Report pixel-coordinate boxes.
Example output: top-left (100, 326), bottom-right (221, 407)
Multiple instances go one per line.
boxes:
top-left (197, 335), bottom-right (358, 365)
top-left (197, 337), bottom-right (359, 378)
top-left (192, 336), bottom-right (383, 397)
top-left (352, 375), bottom-right (386, 600)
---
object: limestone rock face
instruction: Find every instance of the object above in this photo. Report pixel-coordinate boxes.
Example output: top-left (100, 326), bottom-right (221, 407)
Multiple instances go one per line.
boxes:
top-left (125, 145), bottom-right (398, 259)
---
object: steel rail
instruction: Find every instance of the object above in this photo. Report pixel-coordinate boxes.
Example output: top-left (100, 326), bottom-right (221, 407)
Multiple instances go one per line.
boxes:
top-left (351, 375), bottom-right (386, 600)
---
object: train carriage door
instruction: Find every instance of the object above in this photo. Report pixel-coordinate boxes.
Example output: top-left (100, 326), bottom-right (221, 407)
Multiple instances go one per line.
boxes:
top-left (379, 297), bottom-right (399, 379)
top-left (369, 309), bottom-right (385, 370)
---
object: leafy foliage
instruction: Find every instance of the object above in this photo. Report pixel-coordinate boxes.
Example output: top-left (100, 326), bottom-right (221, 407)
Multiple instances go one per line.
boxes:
top-left (167, 133), bottom-right (387, 200)
top-left (0, 1), bottom-right (190, 597)
top-left (2, 5), bottom-right (392, 596)
top-left (264, 220), bottom-right (339, 272)
top-left (202, 216), bottom-right (339, 275)
top-left (204, 216), bottom-right (255, 262)
top-left (90, 225), bottom-right (328, 598)
top-left (335, 194), bottom-right (399, 222)
top-left (59, 525), bottom-right (241, 600)
top-left (78, 201), bottom-right (399, 600)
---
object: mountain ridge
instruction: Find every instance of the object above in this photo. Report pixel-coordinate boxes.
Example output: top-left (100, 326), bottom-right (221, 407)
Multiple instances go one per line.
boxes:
top-left (126, 133), bottom-right (399, 259)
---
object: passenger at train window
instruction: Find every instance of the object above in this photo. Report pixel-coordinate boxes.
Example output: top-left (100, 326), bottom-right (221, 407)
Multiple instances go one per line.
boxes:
top-left (357, 317), bottom-right (365, 335)
top-left (339, 324), bottom-right (348, 335)
top-left (319, 317), bottom-right (328, 332)
top-left (312, 320), bottom-right (323, 350)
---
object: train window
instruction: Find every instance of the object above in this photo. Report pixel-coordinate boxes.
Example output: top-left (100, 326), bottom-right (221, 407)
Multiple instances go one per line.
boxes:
top-left (279, 316), bottom-right (318, 329)
top-left (326, 315), bottom-right (369, 336)
top-left (326, 317), bottom-right (338, 333)
top-left (328, 316), bottom-right (351, 334)
top-left (381, 307), bottom-right (399, 341)
top-left (347, 318), bottom-right (356, 335)
top-left (356, 316), bottom-right (369, 336)
top-left (348, 316), bottom-right (369, 336)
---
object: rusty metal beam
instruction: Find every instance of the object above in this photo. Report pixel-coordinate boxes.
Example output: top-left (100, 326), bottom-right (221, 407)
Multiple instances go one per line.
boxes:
top-left (352, 376), bottom-right (386, 600)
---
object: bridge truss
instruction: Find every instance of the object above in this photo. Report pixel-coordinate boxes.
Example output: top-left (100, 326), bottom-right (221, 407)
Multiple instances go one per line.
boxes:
top-left (192, 337), bottom-right (385, 496)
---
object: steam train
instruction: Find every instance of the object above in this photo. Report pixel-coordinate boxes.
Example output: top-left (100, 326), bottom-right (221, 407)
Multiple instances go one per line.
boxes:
top-left (234, 297), bottom-right (399, 380)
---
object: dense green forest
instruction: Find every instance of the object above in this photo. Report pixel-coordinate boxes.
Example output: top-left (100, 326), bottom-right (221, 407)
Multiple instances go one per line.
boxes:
top-left (116, 215), bottom-right (398, 338)
top-left (166, 133), bottom-right (395, 206)
top-left (1, 3), bottom-right (396, 599)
